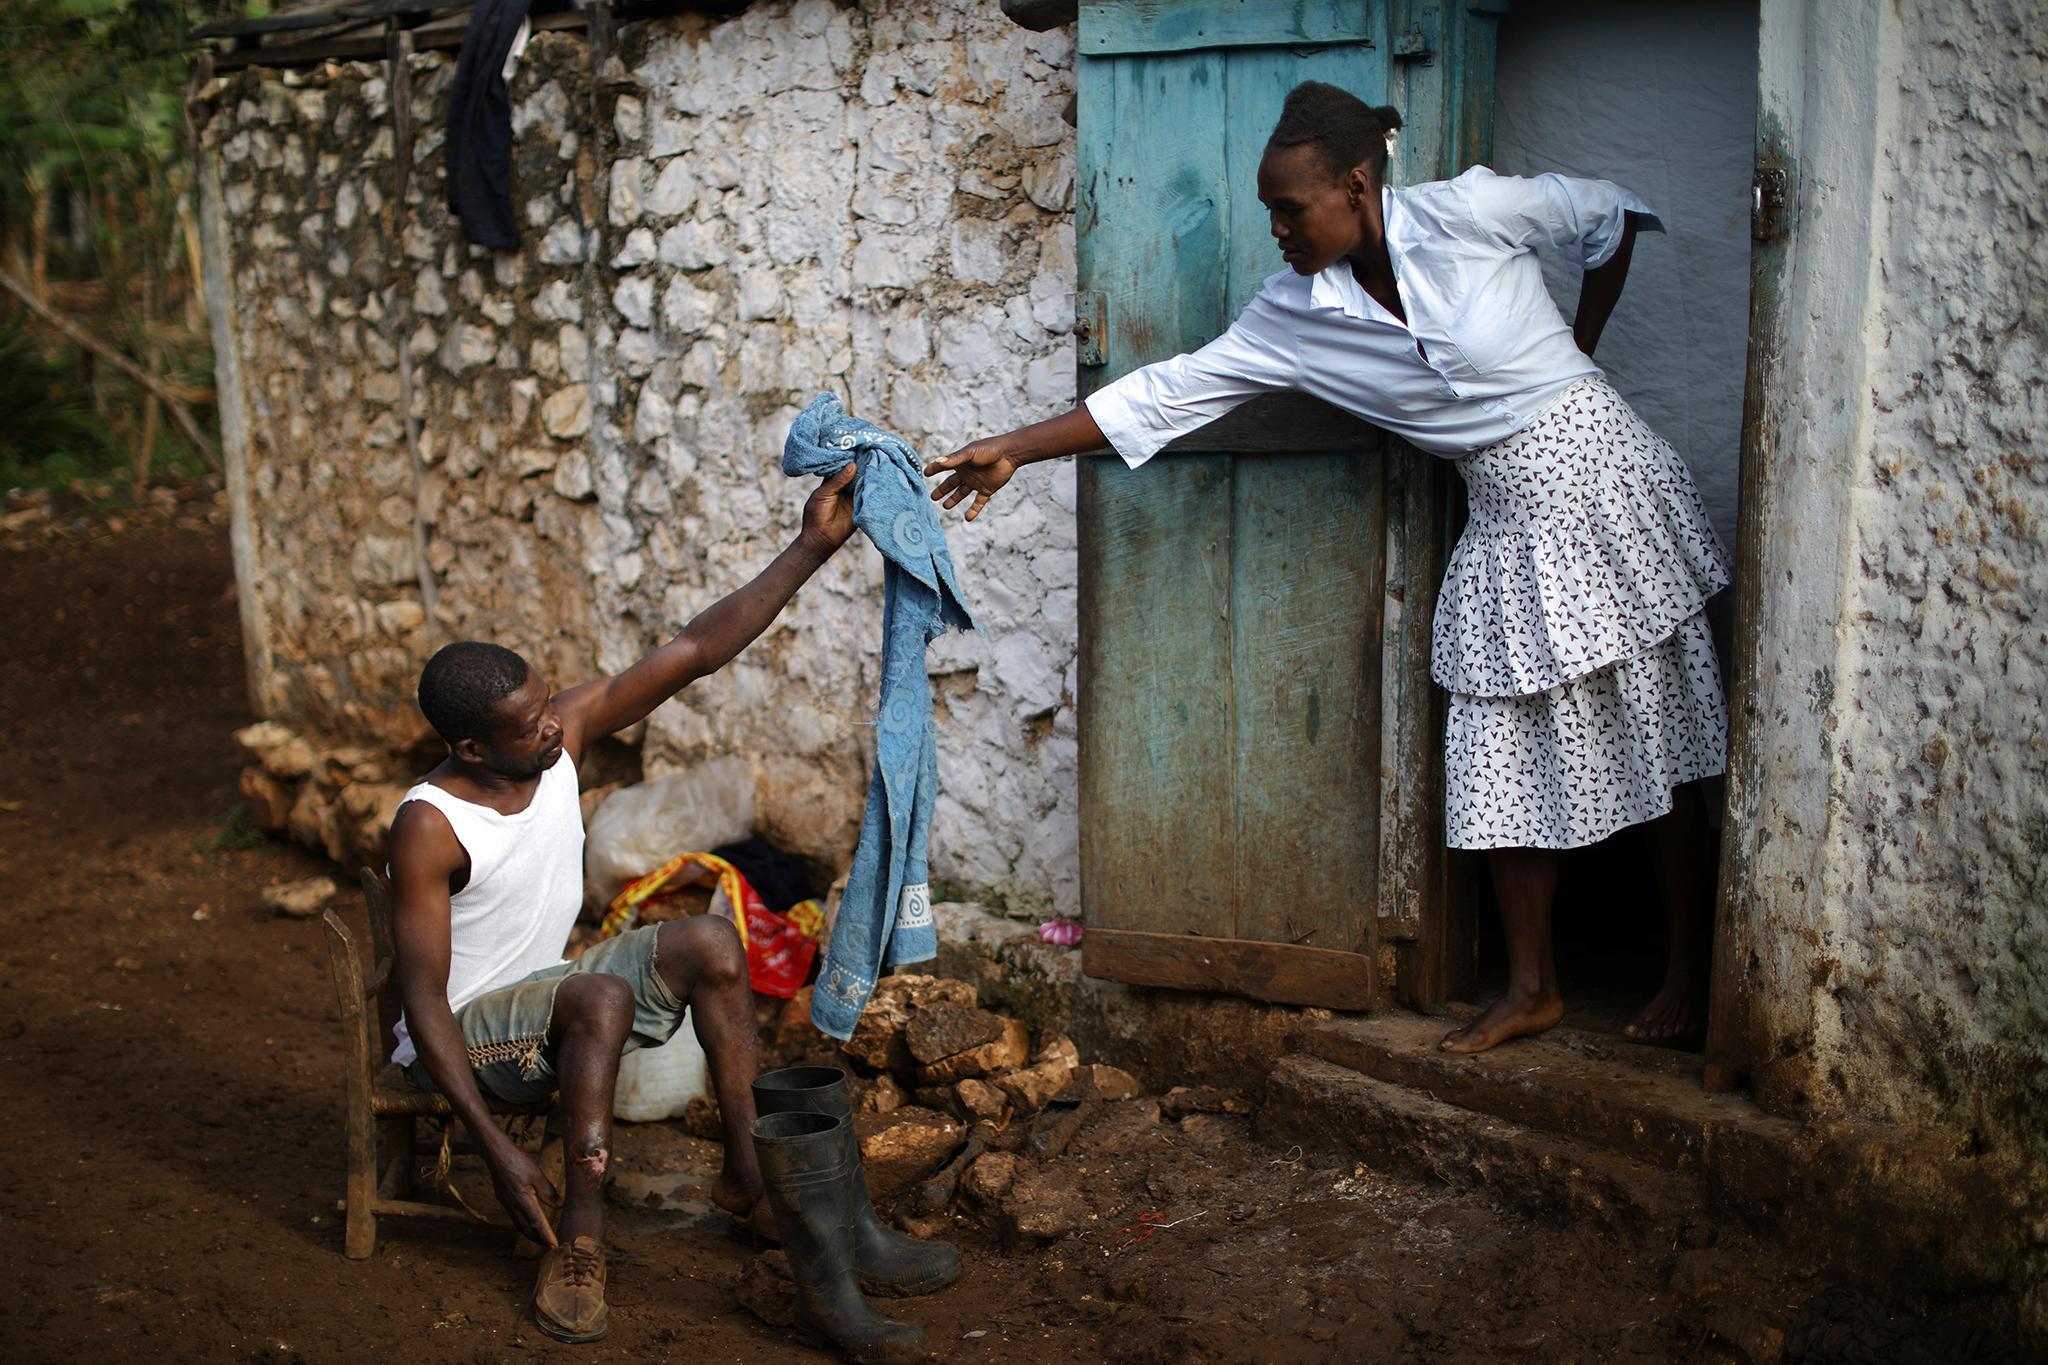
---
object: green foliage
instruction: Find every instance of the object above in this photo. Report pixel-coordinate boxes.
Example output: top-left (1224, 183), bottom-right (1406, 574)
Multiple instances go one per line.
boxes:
top-left (205, 802), bottom-right (271, 851)
top-left (0, 0), bottom-right (249, 492)
top-left (0, 0), bottom-right (194, 203)
top-left (0, 315), bottom-right (216, 493)
top-left (0, 322), bottom-right (109, 482)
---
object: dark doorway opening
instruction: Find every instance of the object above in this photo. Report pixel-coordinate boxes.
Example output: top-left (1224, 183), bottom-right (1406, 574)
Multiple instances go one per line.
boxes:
top-left (1472, 824), bottom-right (1724, 1048)
top-left (1455, 0), bottom-right (1759, 1049)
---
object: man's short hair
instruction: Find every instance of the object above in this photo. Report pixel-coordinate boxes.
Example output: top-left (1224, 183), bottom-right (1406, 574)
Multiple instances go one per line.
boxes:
top-left (418, 641), bottom-right (530, 744)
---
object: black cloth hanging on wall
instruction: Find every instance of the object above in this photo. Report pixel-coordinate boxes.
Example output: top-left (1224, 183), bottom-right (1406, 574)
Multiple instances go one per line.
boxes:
top-left (444, 0), bottom-right (534, 249)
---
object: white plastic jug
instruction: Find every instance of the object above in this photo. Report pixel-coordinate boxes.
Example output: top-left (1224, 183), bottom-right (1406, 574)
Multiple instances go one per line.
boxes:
top-left (612, 1026), bottom-right (708, 1122)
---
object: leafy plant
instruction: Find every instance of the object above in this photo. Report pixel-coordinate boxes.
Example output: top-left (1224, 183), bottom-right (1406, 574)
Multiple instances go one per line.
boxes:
top-left (205, 802), bottom-right (271, 851)
top-left (0, 321), bottom-right (111, 486)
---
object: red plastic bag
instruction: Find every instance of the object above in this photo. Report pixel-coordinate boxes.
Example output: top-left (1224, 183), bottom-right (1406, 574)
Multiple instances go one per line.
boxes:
top-left (741, 896), bottom-right (819, 999)
top-left (600, 852), bottom-right (821, 998)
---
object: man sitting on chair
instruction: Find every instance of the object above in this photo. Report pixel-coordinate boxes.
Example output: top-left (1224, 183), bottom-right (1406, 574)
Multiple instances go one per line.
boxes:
top-left (386, 463), bottom-right (855, 1343)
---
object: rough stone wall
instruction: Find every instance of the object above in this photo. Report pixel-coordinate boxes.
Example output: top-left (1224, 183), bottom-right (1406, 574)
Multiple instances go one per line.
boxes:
top-left (592, 2), bottom-right (1079, 908)
top-left (197, 42), bottom-right (603, 753)
top-left (1724, 0), bottom-right (2048, 1174)
top-left (198, 2), bottom-right (1081, 908)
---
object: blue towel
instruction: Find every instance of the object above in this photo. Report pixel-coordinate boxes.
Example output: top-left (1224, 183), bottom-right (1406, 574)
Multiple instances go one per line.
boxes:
top-left (783, 394), bottom-right (976, 1040)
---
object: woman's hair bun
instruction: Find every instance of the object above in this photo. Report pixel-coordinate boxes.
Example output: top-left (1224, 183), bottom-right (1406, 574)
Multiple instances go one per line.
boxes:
top-left (1268, 82), bottom-right (1404, 179)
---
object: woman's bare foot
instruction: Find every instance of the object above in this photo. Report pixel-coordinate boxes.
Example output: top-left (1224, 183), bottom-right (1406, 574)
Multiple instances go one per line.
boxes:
top-left (1440, 989), bottom-right (1566, 1054)
top-left (1625, 973), bottom-right (1704, 1041)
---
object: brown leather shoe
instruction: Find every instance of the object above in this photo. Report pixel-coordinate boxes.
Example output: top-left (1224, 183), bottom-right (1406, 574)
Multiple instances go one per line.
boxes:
top-left (532, 1236), bottom-right (609, 1344)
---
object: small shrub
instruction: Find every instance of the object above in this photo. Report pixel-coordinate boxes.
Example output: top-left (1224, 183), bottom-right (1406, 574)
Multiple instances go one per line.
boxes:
top-left (205, 803), bottom-right (270, 851)
top-left (0, 323), bottom-right (114, 488)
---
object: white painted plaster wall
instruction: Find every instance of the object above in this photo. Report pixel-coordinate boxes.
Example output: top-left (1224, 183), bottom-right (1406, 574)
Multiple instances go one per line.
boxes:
top-left (1724, 0), bottom-right (2048, 1167)
top-left (1493, 0), bottom-right (1758, 553)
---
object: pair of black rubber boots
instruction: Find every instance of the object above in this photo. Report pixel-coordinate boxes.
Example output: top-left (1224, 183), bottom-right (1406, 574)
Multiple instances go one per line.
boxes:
top-left (752, 1065), bottom-right (958, 1361)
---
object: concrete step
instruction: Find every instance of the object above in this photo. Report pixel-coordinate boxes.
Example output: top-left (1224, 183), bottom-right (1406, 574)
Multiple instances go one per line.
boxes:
top-left (1266, 1016), bottom-right (2039, 1298)
top-left (1259, 1053), bottom-right (1703, 1237)
top-left (1294, 1011), bottom-right (1807, 1182)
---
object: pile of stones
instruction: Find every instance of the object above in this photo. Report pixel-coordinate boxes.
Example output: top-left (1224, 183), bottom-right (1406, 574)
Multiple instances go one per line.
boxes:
top-left (695, 973), bottom-right (1248, 1256)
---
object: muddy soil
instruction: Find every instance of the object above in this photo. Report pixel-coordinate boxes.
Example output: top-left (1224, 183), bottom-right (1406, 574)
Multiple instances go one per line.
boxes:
top-left (0, 496), bottom-right (1852, 1364)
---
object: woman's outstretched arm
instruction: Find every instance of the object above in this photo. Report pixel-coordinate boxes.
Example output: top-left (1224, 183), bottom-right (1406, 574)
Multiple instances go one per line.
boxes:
top-left (922, 404), bottom-right (1109, 521)
top-left (926, 287), bottom-right (1300, 520)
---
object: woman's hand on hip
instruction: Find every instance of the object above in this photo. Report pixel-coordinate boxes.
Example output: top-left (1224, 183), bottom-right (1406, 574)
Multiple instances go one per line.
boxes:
top-left (924, 439), bottom-right (1017, 521)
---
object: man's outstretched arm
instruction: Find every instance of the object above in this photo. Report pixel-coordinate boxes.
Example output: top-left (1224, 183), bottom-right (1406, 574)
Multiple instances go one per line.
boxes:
top-left (388, 803), bottom-right (561, 1246)
top-left (554, 462), bottom-right (856, 754)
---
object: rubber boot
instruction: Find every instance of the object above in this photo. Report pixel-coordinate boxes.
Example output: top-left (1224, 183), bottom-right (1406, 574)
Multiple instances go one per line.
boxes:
top-left (752, 1111), bottom-right (925, 1362)
top-left (754, 1065), bottom-right (962, 1295)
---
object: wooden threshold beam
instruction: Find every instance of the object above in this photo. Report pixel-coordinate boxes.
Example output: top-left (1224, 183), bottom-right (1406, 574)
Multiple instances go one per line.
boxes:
top-left (1082, 927), bottom-right (1377, 1011)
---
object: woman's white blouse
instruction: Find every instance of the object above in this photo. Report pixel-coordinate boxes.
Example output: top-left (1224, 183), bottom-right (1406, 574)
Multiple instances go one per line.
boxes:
top-left (1084, 166), bottom-right (1661, 462)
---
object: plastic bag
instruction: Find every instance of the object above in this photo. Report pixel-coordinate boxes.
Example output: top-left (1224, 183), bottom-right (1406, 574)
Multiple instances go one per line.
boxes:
top-left (600, 851), bottom-right (822, 999)
top-left (613, 1027), bottom-right (707, 1122)
top-left (584, 759), bottom-right (756, 907)
top-left (743, 895), bottom-right (824, 999)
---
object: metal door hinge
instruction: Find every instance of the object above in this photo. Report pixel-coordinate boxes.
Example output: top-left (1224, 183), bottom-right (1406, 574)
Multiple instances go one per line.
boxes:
top-left (1752, 164), bottom-right (1792, 241)
top-left (1076, 289), bottom-right (1107, 367)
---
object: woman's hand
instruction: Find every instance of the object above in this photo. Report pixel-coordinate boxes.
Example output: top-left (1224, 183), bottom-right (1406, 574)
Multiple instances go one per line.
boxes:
top-left (798, 462), bottom-right (858, 553)
top-left (923, 439), bottom-right (1018, 521)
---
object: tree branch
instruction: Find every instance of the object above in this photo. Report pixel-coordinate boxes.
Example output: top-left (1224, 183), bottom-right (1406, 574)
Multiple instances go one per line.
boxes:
top-left (0, 265), bottom-right (222, 476)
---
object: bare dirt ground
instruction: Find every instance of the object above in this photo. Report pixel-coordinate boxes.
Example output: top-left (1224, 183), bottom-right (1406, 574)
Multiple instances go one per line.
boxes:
top-left (1, 493), bottom-right (2019, 1365)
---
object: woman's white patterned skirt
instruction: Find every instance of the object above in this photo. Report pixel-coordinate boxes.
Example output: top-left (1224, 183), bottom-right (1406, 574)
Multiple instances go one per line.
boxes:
top-left (1434, 376), bottom-right (1732, 851)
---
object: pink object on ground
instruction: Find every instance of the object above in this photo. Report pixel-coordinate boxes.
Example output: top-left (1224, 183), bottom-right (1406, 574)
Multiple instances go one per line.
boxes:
top-left (1038, 917), bottom-right (1083, 948)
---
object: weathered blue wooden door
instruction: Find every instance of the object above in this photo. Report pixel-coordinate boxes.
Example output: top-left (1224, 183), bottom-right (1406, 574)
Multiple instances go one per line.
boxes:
top-left (1075, 0), bottom-right (1500, 1010)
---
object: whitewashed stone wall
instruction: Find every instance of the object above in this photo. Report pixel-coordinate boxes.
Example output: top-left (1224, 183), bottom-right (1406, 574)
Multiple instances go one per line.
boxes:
top-left (594, 2), bottom-right (1080, 911)
top-left (1726, 0), bottom-right (2048, 1169)
top-left (199, 2), bottom-right (1082, 909)
top-left (198, 46), bottom-right (606, 752)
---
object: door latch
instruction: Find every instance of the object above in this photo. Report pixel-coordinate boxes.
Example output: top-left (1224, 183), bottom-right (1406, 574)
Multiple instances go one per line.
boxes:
top-left (1752, 164), bottom-right (1792, 241)
top-left (1076, 289), bottom-right (1107, 367)
top-left (1392, 24), bottom-right (1433, 62)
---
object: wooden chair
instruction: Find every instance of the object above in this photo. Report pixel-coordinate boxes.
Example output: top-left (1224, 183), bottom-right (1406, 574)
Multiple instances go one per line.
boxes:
top-left (322, 868), bottom-right (555, 1259)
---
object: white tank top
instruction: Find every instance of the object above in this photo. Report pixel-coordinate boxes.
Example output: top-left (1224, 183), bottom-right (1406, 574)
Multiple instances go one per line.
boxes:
top-left (390, 751), bottom-right (585, 1067)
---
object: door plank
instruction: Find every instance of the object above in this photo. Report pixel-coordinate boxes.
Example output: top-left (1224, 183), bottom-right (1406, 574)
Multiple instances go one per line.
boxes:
top-left (1076, 49), bottom-right (1231, 386)
top-left (1381, 0), bottom-right (1499, 1008)
top-left (1082, 0), bottom-right (1379, 56)
top-left (1078, 454), bottom-right (1236, 934)
top-left (1158, 392), bottom-right (1383, 455)
top-left (1077, 37), bottom-right (1239, 938)
top-left (1229, 454), bottom-right (1384, 959)
top-left (1083, 927), bottom-right (1377, 1011)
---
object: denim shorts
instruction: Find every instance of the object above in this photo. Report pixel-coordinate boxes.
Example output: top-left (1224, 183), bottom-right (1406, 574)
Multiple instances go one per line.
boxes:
top-left (405, 924), bottom-right (686, 1105)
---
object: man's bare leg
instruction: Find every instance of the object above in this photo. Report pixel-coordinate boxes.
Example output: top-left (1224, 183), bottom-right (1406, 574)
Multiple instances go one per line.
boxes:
top-left (550, 973), bottom-right (636, 1244)
top-left (1628, 783), bottom-right (1714, 1041)
top-left (653, 915), bottom-right (763, 1216)
top-left (1442, 847), bottom-right (1566, 1053)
